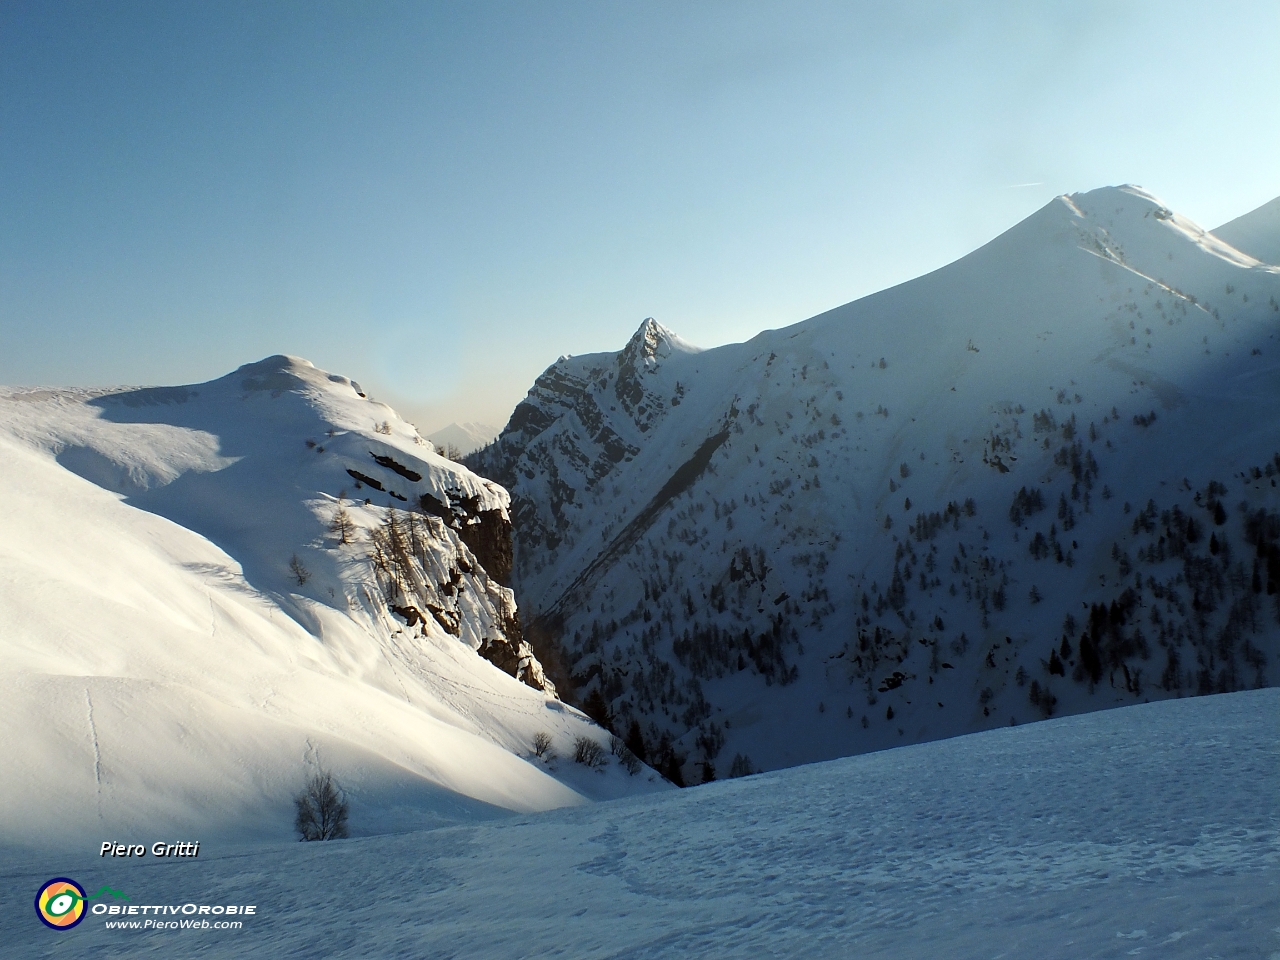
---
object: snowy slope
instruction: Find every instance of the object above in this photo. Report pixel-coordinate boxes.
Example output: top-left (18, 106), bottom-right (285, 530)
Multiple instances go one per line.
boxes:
top-left (4, 687), bottom-right (1275, 958)
top-left (0, 358), bottom-right (666, 853)
top-left (472, 185), bottom-right (1280, 781)
top-left (425, 421), bottom-right (501, 457)
top-left (1215, 195), bottom-right (1280, 267)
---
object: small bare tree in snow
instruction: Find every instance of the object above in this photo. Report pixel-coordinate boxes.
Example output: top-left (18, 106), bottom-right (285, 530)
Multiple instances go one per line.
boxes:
top-left (533, 732), bottom-right (553, 758)
top-left (573, 736), bottom-right (606, 768)
top-left (329, 502), bottom-right (355, 544)
top-left (289, 553), bottom-right (311, 585)
top-left (294, 770), bottom-right (349, 841)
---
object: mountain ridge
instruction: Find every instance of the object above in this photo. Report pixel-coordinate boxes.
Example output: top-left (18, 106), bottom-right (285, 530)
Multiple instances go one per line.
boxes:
top-left (471, 184), bottom-right (1280, 780)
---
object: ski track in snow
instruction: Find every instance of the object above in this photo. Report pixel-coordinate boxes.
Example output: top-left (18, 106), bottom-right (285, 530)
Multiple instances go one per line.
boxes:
top-left (4, 689), bottom-right (1275, 959)
top-left (84, 687), bottom-right (102, 822)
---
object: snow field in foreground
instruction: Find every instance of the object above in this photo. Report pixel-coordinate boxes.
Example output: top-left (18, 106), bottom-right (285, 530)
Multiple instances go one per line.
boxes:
top-left (4, 688), bottom-right (1276, 959)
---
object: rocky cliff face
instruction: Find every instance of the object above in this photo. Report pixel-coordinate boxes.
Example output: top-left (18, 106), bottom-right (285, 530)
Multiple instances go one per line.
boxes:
top-left (470, 187), bottom-right (1280, 783)
top-left (470, 318), bottom-right (698, 569)
top-left (387, 484), bottom-right (545, 691)
top-left (416, 486), bottom-right (514, 587)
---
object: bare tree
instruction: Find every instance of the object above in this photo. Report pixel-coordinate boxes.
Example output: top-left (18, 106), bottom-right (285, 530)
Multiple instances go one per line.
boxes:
top-left (294, 770), bottom-right (349, 841)
top-left (610, 736), bottom-right (642, 774)
top-left (573, 736), bottom-right (606, 768)
top-left (289, 553), bottom-right (311, 585)
top-left (533, 732), bottom-right (552, 758)
top-left (329, 501), bottom-right (354, 545)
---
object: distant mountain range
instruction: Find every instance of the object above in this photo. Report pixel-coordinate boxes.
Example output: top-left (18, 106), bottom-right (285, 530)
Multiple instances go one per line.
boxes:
top-left (427, 421), bottom-right (501, 457)
top-left (470, 185), bottom-right (1280, 783)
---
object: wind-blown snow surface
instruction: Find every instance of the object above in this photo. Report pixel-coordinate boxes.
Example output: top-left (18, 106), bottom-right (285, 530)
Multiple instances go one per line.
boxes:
top-left (4, 689), bottom-right (1276, 958)
top-left (0, 358), bottom-right (663, 853)
top-left (472, 186), bottom-right (1280, 780)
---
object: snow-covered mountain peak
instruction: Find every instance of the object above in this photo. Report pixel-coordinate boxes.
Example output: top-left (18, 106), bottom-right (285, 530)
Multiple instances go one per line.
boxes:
top-left (475, 185), bottom-right (1280, 783)
top-left (126, 353), bottom-right (367, 408)
top-left (469, 319), bottom-right (711, 573)
top-left (234, 352), bottom-right (329, 385)
top-left (1069, 182), bottom-right (1166, 210)
top-left (1058, 184), bottom-right (1273, 274)
top-left (60, 355), bottom-right (515, 595)
top-left (217, 352), bottom-right (353, 398)
top-left (619, 317), bottom-right (701, 372)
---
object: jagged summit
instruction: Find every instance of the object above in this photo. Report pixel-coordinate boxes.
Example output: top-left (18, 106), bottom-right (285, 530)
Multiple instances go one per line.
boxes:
top-left (619, 318), bottom-right (701, 371)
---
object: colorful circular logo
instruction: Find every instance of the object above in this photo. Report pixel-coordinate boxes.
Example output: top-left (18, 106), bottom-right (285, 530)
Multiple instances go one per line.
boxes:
top-left (35, 878), bottom-right (87, 930)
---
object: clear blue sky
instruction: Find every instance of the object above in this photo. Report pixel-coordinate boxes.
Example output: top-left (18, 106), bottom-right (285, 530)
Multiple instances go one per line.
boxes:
top-left (3, 1), bottom-right (1278, 431)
